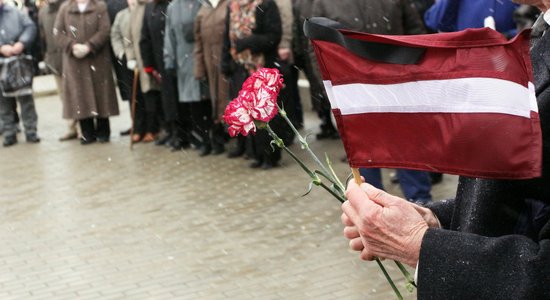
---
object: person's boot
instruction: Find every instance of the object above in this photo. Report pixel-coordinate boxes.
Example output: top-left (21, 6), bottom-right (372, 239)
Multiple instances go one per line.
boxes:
top-left (199, 133), bottom-right (212, 157)
top-left (3, 134), bottom-right (17, 147)
top-left (227, 136), bottom-right (245, 158)
top-left (26, 132), bottom-right (40, 143)
top-left (212, 142), bottom-right (225, 155)
top-left (170, 137), bottom-right (190, 152)
top-left (211, 124), bottom-right (225, 155)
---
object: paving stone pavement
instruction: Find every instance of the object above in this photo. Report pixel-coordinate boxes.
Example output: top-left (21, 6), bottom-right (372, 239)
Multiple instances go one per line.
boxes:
top-left (0, 77), bottom-right (458, 300)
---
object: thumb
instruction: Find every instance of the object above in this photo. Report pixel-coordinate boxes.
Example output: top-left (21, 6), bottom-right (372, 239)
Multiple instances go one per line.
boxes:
top-left (345, 181), bottom-right (381, 213)
top-left (360, 183), bottom-right (398, 208)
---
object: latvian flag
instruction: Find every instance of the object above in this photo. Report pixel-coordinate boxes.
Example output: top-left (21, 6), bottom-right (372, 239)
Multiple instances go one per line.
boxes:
top-left (305, 18), bottom-right (542, 179)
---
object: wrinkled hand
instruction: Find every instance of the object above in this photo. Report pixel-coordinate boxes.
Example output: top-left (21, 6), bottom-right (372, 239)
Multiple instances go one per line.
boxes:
top-left (278, 48), bottom-right (291, 61)
top-left (341, 182), bottom-right (429, 267)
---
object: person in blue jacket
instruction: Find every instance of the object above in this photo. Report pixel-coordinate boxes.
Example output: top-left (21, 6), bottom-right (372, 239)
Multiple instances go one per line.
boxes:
top-left (424, 0), bottom-right (519, 37)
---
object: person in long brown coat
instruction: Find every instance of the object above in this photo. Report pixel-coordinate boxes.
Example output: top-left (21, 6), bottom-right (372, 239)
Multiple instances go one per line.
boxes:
top-left (53, 0), bottom-right (119, 144)
top-left (194, 0), bottom-right (229, 155)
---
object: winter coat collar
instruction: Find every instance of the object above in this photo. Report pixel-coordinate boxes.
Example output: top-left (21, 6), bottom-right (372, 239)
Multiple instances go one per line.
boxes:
top-left (67, 0), bottom-right (98, 13)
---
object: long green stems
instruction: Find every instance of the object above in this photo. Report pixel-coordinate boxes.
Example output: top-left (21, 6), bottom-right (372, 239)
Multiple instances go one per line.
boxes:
top-left (277, 105), bottom-right (334, 180)
top-left (264, 123), bottom-right (404, 299)
top-left (377, 259), bottom-right (403, 300)
top-left (395, 261), bottom-right (416, 288)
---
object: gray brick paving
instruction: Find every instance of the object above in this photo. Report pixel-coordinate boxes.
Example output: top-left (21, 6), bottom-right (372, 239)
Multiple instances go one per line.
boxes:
top-left (0, 76), bottom-right (459, 299)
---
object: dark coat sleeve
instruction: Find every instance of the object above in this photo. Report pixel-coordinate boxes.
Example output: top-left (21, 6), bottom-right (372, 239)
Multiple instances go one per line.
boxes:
top-left (401, 0), bottom-right (426, 34)
top-left (86, 3), bottom-right (111, 54)
top-left (53, 3), bottom-right (75, 53)
top-left (418, 227), bottom-right (550, 299)
top-left (423, 198), bottom-right (456, 229)
top-left (17, 9), bottom-right (38, 49)
top-left (220, 5), bottom-right (232, 76)
top-left (234, 0), bottom-right (282, 54)
top-left (291, 4), bottom-right (306, 69)
top-left (140, 5), bottom-right (155, 69)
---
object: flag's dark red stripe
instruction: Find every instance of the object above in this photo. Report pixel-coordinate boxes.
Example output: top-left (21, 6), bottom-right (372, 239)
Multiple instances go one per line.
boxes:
top-left (333, 110), bottom-right (542, 179)
top-left (313, 30), bottom-right (532, 87)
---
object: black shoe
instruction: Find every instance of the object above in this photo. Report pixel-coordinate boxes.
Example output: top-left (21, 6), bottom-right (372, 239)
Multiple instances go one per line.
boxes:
top-left (261, 161), bottom-right (278, 170)
top-left (199, 145), bottom-right (212, 157)
top-left (120, 128), bottom-right (131, 136)
top-left (155, 134), bottom-right (171, 146)
top-left (170, 139), bottom-right (190, 151)
top-left (227, 147), bottom-right (245, 158)
top-left (212, 144), bottom-right (225, 155)
top-left (26, 133), bottom-right (40, 143)
top-left (249, 160), bottom-right (263, 168)
top-left (80, 137), bottom-right (97, 145)
top-left (97, 136), bottom-right (110, 143)
top-left (316, 129), bottom-right (338, 140)
top-left (3, 135), bottom-right (17, 147)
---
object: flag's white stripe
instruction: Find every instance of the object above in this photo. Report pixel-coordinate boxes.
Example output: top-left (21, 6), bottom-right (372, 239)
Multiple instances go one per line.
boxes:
top-left (323, 78), bottom-right (537, 118)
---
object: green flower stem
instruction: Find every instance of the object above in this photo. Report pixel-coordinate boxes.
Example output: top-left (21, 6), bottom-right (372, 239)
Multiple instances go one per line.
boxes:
top-left (376, 259), bottom-right (404, 300)
top-left (277, 105), bottom-right (335, 182)
top-left (325, 153), bottom-right (346, 192)
top-left (265, 122), bottom-right (403, 299)
top-left (276, 105), bottom-right (415, 294)
top-left (395, 261), bottom-right (416, 288)
top-left (314, 170), bottom-right (345, 192)
top-left (318, 182), bottom-right (346, 204)
top-left (264, 124), bottom-right (317, 180)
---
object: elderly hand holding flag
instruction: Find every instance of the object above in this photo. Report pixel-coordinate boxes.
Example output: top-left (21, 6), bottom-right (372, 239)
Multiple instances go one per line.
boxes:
top-left (342, 181), bottom-right (440, 267)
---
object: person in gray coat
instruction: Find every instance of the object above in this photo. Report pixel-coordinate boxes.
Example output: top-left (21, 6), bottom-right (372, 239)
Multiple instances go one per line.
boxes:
top-left (164, 0), bottom-right (210, 152)
top-left (0, 0), bottom-right (40, 147)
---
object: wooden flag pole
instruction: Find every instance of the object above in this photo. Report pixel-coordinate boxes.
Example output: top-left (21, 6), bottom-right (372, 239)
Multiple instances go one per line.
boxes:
top-left (129, 68), bottom-right (139, 150)
top-left (351, 167), bottom-right (362, 185)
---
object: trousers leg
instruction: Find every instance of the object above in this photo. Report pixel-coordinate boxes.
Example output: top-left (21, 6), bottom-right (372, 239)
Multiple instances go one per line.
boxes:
top-left (143, 90), bottom-right (160, 134)
top-left (176, 102), bottom-right (192, 143)
top-left (96, 117), bottom-right (110, 139)
top-left (0, 96), bottom-right (16, 136)
top-left (133, 87), bottom-right (146, 135)
top-left (190, 100), bottom-right (212, 146)
top-left (359, 168), bottom-right (385, 191)
top-left (79, 118), bottom-right (95, 141)
top-left (396, 169), bottom-right (432, 203)
top-left (17, 95), bottom-right (38, 135)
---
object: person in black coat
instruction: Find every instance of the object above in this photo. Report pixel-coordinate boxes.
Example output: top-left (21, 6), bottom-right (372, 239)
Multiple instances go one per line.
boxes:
top-left (221, 0), bottom-right (283, 169)
top-left (340, 5), bottom-right (550, 299)
top-left (140, 0), bottom-right (177, 146)
top-left (105, 0), bottom-right (131, 135)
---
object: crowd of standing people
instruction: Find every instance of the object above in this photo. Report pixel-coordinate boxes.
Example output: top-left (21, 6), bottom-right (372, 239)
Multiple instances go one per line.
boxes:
top-left (0, 0), bottom-right (541, 179)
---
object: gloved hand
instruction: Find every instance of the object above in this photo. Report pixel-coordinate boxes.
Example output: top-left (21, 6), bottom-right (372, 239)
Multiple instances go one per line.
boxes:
top-left (72, 43), bottom-right (90, 59)
top-left (151, 69), bottom-right (162, 84)
top-left (38, 61), bottom-right (46, 71)
top-left (126, 59), bottom-right (137, 70)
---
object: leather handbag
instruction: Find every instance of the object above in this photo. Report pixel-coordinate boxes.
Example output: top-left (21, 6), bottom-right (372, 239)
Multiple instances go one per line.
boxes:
top-left (0, 55), bottom-right (34, 97)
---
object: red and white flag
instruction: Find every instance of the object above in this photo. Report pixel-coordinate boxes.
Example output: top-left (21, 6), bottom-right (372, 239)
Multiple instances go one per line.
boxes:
top-left (305, 18), bottom-right (542, 179)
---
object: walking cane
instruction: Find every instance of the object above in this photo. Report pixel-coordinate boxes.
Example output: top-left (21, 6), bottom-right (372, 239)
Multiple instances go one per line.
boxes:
top-left (129, 68), bottom-right (139, 150)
